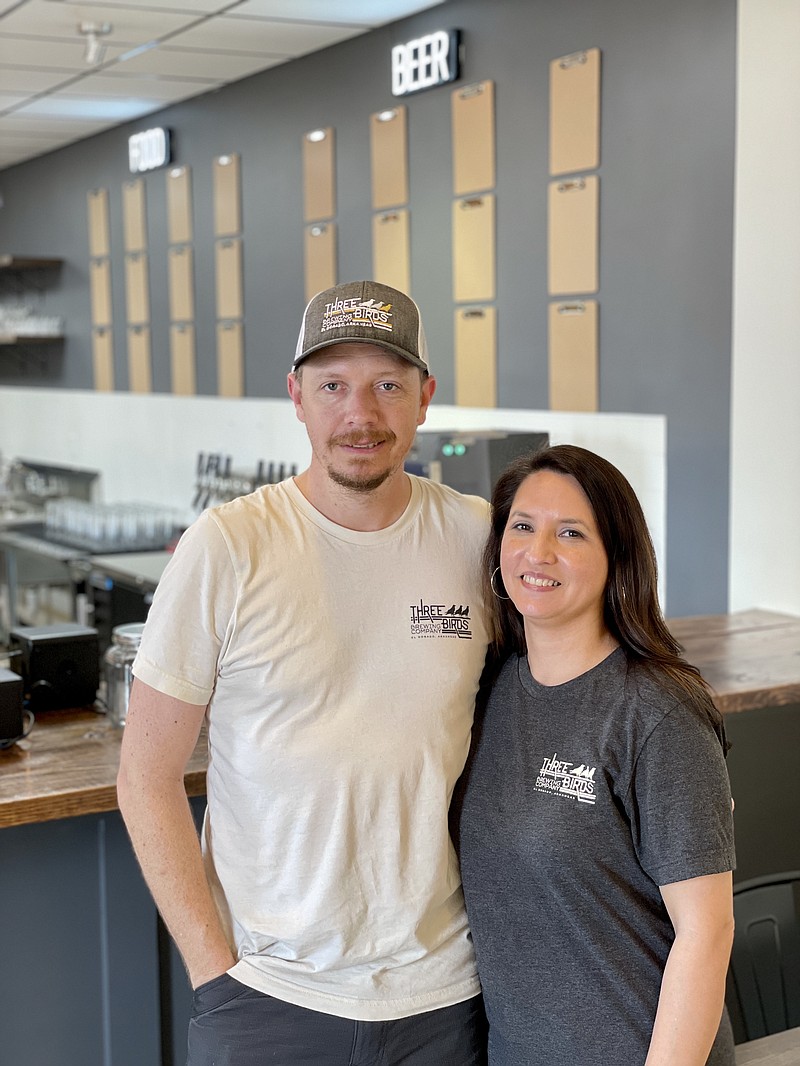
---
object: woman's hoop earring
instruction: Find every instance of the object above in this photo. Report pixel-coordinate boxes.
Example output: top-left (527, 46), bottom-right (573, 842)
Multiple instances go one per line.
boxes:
top-left (490, 566), bottom-right (511, 600)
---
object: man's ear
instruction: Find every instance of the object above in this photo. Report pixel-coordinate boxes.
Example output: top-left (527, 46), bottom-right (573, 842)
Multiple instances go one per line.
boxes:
top-left (287, 372), bottom-right (306, 424)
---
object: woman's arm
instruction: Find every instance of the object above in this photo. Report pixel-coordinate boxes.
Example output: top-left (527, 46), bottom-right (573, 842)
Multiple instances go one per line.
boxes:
top-left (645, 871), bottom-right (734, 1066)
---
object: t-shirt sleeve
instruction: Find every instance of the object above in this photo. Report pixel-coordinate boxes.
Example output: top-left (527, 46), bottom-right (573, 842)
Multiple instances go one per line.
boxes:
top-left (132, 511), bottom-right (236, 706)
top-left (628, 700), bottom-right (736, 887)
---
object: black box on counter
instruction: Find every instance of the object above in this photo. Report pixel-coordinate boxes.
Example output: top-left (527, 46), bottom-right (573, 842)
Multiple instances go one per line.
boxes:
top-left (9, 624), bottom-right (99, 712)
top-left (0, 667), bottom-right (24, 741)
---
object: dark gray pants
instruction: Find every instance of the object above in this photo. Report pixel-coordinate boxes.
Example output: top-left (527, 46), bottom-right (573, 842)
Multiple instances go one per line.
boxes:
top-left (187, 974), bottom-right (488, 1066)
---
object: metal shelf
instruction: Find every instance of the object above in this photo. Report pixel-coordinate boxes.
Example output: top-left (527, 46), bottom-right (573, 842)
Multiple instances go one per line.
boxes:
top-left (0, 255), bottom-right (63, 271)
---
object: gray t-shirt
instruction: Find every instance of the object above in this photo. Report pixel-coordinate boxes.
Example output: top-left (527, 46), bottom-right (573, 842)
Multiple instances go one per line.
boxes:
top-left (459, 648), bottom-right (735, 1065)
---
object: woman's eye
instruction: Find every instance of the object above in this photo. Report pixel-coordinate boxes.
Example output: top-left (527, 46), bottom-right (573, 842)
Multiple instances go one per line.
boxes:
top-left (561, 528), bottom-right (583, 538)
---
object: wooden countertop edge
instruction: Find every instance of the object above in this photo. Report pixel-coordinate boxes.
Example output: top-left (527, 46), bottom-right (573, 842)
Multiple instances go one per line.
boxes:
top-left (0, 769), bottom-right (207, 829)
top-left (713, 681), bottom-right (800, 715)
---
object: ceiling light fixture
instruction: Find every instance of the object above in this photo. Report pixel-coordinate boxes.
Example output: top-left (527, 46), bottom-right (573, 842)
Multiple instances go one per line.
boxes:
top-left (78, 21), bottom-right (113, 66)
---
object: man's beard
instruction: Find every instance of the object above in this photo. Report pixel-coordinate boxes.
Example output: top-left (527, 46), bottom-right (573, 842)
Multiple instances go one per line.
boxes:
top-left (325, 429), bottom-right (398, 493)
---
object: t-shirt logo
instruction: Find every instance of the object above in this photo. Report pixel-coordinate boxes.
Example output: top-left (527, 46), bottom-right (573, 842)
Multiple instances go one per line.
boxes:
top-left (535, 753), bottom-right (596, 805)
top-left (409, 600), bottom-right (473, 639)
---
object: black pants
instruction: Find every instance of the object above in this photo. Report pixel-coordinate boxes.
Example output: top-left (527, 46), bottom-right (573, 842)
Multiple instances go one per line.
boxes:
top-left (187, 974), bottom-right (488, 1066)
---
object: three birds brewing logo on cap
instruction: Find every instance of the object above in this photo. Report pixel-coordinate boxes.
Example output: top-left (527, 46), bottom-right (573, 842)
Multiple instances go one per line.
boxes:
top-left (320, 297), bottom-right (394, 338)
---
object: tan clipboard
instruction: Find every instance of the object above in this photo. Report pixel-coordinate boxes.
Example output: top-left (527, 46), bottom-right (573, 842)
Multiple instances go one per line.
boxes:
top-left (127, 325), bottom-right (152, 394)
top-left (213, 154), bottom-right (241, 237)
top-left (548, 300), bottom-right (598, 411)
top-left (455, 306), bottom-right (497, 408)
top-left (217, 320), bottom-right (244, 397)
top-left (122, 179), bottom-right (147, 253)
top-left (370, 106), bottom-right (408, 210)
top-left (452, 80), bottom-right (496, 196)
top-left (304, 222), bottom-right (337, 301)
top-left (303, 128), bottom-right (336, 222)
top-left (453, 194), bottom-right (496, 303)
top-left (167, 165), bottom-right (193, 245)
top-left (92, 327), bottom-right (114, 392)
top-left (125, 252), bottom-right (150, 325)
top-left (170, 323), bottom-right (196, 396)
top-left (372, 210), bottom-right (410, 295)
top-left (550, 48), bottom-right (601, 176)
top-left (548, 176), bottom-right (598, 295)
top-left (168, 245), bottom-right (195, 323)
top-left (87, 188), bottom-right (110, 259)
top-left (89, 258), bottom-right (112, 328)
top-left (215, 238), bottom-right (243, 320)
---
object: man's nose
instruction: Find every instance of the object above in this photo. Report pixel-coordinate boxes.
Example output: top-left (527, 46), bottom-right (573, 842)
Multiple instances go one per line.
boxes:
top-left (345, 386), bottom-right (380, 423)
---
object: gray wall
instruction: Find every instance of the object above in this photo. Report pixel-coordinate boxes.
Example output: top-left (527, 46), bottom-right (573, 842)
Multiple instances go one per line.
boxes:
top-left (0, 0), bottom-right (736, 616)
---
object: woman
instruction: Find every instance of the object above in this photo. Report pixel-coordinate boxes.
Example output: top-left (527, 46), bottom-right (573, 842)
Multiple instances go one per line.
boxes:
top-left (458, 445), bottom-right (735, 1066)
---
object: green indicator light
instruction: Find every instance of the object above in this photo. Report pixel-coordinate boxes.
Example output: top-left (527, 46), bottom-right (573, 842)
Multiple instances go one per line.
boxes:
top-left (442, 443), bottom-right (454, 456)
top-left (454, 443), bottom-right (467, 456)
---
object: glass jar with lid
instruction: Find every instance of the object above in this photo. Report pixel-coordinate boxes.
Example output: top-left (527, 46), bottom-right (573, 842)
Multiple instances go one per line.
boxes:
top-left (104, 622), bottom-right (146, 727)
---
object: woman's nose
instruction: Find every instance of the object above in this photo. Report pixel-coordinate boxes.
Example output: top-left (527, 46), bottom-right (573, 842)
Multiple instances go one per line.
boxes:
top-left (524, 531), bottom-right (557, 563)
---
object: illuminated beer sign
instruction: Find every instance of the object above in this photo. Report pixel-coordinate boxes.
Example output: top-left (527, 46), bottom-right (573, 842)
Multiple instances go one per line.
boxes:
top-left (391, 29), bottom-right (461, 97)
top-left (128, 127), bottom-right (171, 173)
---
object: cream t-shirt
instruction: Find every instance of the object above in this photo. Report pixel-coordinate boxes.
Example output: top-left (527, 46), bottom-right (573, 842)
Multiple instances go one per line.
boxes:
top-left (133, 475), bottom-right (490, 1020)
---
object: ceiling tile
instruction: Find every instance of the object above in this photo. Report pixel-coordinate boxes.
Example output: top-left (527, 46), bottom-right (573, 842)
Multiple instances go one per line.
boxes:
top-left (167, 16), bottom-right (363, 55)
top-left (114, 44), bottom-right (285, 79)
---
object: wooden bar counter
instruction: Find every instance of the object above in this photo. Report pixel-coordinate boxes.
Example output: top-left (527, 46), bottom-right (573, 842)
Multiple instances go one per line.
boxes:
top-left (0, 704), bottom-right (207, 828)
top-left (0, 607), bottom-right (798, 831)
top-left (668, 608), bottom-right (800, 714)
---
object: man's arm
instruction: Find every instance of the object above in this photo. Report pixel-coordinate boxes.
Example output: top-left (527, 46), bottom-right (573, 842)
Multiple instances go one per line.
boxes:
top-left (645, 871), bottom-right (735, 1065)
top-left (117, 678), bottom-right (237, 988)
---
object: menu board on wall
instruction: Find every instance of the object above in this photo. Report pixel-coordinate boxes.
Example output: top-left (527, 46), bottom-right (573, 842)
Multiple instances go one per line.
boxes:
top-left (548, 176), bottom-right (598, 295)
top-left (455, 306), bottom-right (497, 407)
top-left (303, 129), bottom-right (336, 222)
top-left (213, 154), bottom-right (241, 237)
top-left (549, 48), bottom-right (601, 176)
top-left (548, 300), bottom-right (598, 411)
top-left (453, 194), bottom-right (496, 302)
top-left (452, 80), bottom-right (496, 195)
top-left (370, 107), bottom-right (408, 210)
top-left (372, 210), bottom-right (410, 294)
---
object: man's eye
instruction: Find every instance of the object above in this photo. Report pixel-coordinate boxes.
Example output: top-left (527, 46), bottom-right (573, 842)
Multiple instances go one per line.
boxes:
top-left (378, 382), bottom-right (398, 391)
top-left (322, 382), bottom-right (339, 391)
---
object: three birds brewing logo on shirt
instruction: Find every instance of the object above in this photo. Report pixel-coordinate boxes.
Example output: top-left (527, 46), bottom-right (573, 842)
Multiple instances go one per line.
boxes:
top-left (535, 753), bottom-right (597, 804)
top-left (409, 600), bottom-right (473, 639)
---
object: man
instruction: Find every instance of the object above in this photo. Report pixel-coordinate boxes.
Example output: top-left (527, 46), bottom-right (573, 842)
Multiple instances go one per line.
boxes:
top-left (117, 280), bottom-right (491, 1065)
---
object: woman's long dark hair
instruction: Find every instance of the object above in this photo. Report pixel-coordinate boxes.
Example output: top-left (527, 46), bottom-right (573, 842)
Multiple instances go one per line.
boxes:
top-left (482, 444), bottom-right (726, 744)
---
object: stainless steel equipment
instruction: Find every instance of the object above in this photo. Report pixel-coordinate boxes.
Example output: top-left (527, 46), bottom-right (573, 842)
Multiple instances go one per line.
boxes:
top-left (405, 430), bottom-right (549, 499)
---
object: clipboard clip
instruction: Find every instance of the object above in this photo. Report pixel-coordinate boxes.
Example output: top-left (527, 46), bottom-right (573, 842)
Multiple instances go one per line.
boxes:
top-left (378, 212), bottom-right (400, 223)
top-left (557, 179), bottom-right (586, 193)
top-left (305, 129), bottom-right (327, 143)
top-left (460, 197), bottom-right (485, 209)
top-left (309, 224), bottom-right (328, 237)
top-left (376, 109), bottom-right (399, 123)
top-left (558, 51), bottom-right (588, 69)
top-left (557, 302), bottom-right (587, 315)
top-left (459, 82), bottom-right (486, 99)
top-left (462, 308), bottom-right (487, 319)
